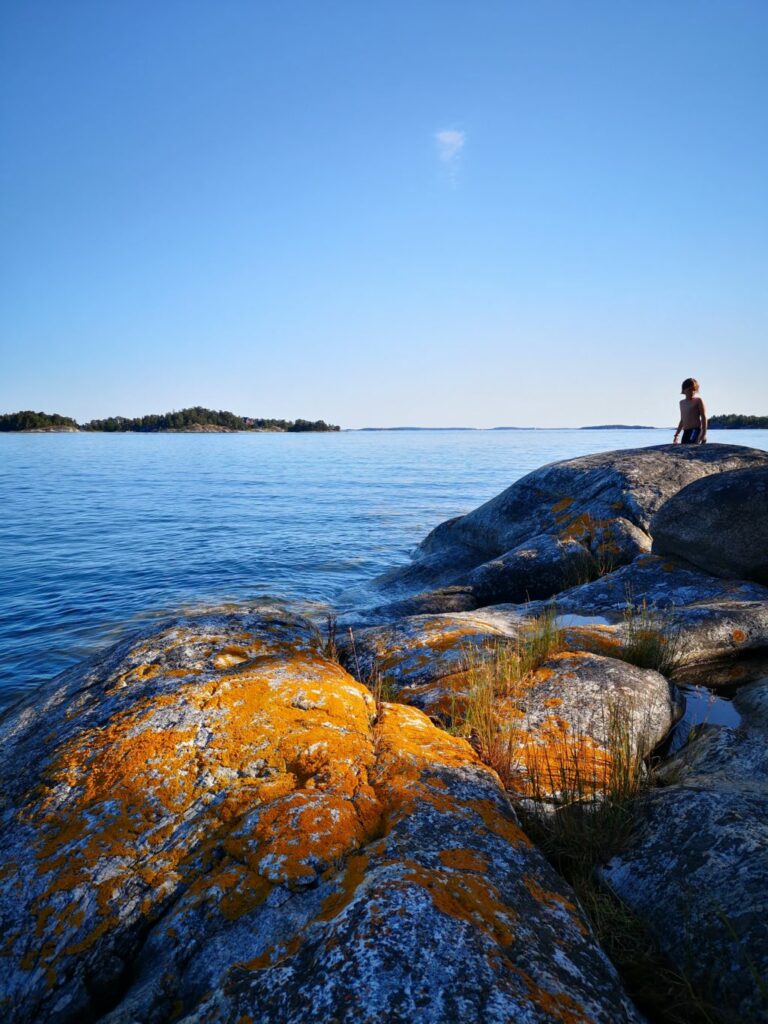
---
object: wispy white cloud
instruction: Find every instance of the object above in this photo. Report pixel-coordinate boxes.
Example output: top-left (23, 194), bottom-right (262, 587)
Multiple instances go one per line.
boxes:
top-left (435, 129), bottom-right (465, 163)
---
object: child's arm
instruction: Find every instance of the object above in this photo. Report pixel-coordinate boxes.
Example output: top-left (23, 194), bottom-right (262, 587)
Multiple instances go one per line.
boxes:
top-left (673, 408), bottom-right (683, 443)
top-left (698, 398), bottom-right (708, 443)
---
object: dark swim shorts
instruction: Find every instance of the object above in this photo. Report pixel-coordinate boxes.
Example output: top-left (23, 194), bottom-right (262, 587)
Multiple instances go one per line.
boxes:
top-left (681, 428), bottom-right (701, 444)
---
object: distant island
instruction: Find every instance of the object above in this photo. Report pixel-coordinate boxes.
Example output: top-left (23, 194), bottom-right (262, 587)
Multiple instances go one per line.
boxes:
top-left (358, 427), bottom-right (478, 431)
top-left (580, 424), bottom-right (655, 430)
top-left (708, 414), bottom-right (768, 429)
top-left (0, 408), bottom-right (340, 433)
top-left (0, 411), bottom-right (80, 432)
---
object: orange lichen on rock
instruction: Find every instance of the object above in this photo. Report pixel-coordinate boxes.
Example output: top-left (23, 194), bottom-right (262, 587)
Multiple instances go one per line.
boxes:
top-left (552, 497), bottom-right (575, 514)
top-left (439, 848), bottom-right (490, 873)
top-left (400, 858), bottom-right (518, 947)
top-left (512, 965), bottom-right (593, 1024)
top-left (562, 625), bottom-right (622, 657)
top-left (557, 511), bottom-right (603, 539)
top-left (522, 874), bottom-right (578, 917)
top-left (15, 626), bottom-right (385, 983)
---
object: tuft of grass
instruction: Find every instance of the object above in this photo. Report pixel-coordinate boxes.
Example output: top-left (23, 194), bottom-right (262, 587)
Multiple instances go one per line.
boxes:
top-left (343, 626), bottom-right (400, 715)
top-left (566, 543), bottom-right (618, 589)
top-left (323, 614), bottom-right (340, 663)
top-left (369, 669), bottom-right (399, 710)
top-left (457, 609), bottom-right (562, 786)
top-left (619, 594), bottom-right (684, 677)
top-left (572, 882), bottom-right (722, 1024)
top-left (520, 695), bottom-right (648, 872)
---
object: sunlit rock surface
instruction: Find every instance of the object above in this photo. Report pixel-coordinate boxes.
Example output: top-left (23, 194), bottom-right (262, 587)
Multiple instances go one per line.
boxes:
top-left (507, 555), bottom-right (768, 666)
top-left (652, 464), bottom-right (768, 585)
top-left (360, 445), bottom-right (768, 610)
top-left (600, 677), bottom-right (768, 1023)
top-left (339, 616), bottom-right (677, 799)
top-left (338, 612), bottom-right (511, 711)
top-left (0, 609), bottom-right (642, 1024)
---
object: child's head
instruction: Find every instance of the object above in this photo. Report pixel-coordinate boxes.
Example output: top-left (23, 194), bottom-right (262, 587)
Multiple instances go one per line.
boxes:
top-left (681, 377), bottom-right (699, 396)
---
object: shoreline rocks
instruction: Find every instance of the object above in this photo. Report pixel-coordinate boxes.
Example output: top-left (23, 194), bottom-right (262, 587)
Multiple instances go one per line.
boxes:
top-left (357, 444), bottom-right (768, 611)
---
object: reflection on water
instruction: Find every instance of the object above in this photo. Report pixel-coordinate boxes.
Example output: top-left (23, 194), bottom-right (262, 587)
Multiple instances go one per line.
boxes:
top-left (678, 684), bottom-right (742, 729)
top-left (664, 682), bottom-right (742, 757)
top-left (1, 428), bottom-right (766, 708)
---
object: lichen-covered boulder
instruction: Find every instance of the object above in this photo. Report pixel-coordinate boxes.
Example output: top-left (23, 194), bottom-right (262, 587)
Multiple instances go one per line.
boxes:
top-left (340, 615), bottom-right (677, 799)
top-left (502, 652), bottom-right (679, 799)
top-left (338, 612), bottom-right (511, 715)
top-left (360, 445), bottom-right (768, 606)
top-left (652, 465), bottom-right (768, 585)
top-left (0, 609), bottom-right (642, 1024)
top-left (599, 677), bottom-right (768, 1023)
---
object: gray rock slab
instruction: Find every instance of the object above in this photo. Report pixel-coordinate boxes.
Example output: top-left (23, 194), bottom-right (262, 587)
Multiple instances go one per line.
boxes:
top-left (496, 555), bottom-right (768, 666)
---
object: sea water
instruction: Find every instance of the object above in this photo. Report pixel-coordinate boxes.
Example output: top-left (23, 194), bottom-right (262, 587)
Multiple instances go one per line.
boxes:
top-left (1, 428), bottom-right (766, 707)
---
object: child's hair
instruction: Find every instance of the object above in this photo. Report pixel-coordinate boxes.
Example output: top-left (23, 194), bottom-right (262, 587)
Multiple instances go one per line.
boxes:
top-left (681, 377), bottom-right (699, 393)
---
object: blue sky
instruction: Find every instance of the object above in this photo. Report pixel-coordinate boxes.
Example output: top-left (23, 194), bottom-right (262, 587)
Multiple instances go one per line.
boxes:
top-left (1, 1), bottom-right (766, 427)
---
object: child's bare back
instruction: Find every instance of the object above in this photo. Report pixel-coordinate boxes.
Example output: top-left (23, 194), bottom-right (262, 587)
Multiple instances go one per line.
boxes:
top-left (674, 378), bottom-right (707, 445)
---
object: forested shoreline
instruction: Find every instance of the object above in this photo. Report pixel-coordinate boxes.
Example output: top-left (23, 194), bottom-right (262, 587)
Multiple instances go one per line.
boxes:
top-left (0, 407), bottom-right (340, 432)
top-left (707, 414), bottom-right (768, 429)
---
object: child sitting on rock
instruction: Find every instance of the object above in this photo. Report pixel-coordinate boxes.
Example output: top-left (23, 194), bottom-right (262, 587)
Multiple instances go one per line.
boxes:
top-left (673, 377), bottom-right (707, 444)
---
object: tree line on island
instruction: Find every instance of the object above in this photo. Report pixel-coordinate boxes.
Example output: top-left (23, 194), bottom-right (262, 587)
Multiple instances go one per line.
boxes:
top-left (0, 407), bottom-right (340, 432)
top-left (706, 414), bottom-right (768, 429)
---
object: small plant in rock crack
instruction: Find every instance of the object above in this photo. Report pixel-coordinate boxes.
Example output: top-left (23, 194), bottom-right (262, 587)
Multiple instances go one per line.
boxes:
top-left (566, 543), bottom-right (618, 589)
top-left (619, 592), bottom-right (684, 677)
top-left (369, 669), bottom-right (399, 710)
top-left (323, 614), bottom-right (340, 663)
top-left (344, 627), bottom-right (399, 713)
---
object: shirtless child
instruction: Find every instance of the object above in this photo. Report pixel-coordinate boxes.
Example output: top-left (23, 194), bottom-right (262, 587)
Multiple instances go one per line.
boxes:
top-left (673, 377), bottom-right (707, 445)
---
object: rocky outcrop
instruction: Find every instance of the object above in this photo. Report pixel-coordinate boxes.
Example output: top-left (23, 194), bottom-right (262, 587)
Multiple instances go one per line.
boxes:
top-left (652, 465), bottom-right (768, 585)
top-left (0, 609), bottom-right (642, 1024)
top-left (361, 445), bottom-right (768, 611)
top-left (599, 676), bottom-right (768, 1023)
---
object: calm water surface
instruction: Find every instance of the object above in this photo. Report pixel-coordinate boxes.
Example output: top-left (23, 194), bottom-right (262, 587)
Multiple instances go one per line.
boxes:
top-left (1, 428), bottom-right (766, 707)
